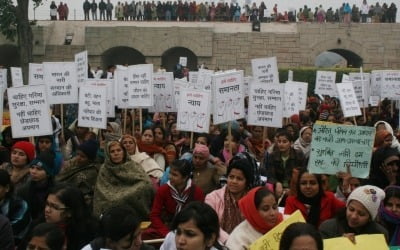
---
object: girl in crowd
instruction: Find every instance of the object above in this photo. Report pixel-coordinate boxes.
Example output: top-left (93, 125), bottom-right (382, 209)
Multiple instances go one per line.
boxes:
top-left (148, 159), bottom-right (204, 238)
top-left (266, 130), bottom-right (305, 204)
top-left (369, 147), bottom-right (400, 189)
top-left (217, 130), bottom-right (246, 165)
top-left (0, 169), bottom-right (30, 246)
top-left (374, 120), bottom-right (400, 152)
top-left (166, 201), bottom-right (225, 250)
top-left (226, 186), bottom-right (283, 249)
top-left (35, 135), bottom-right (63, 175)
top-left (279, 222), bottom-right (323, 250)
top-left (83, 206), bottom-right (154, 250)
top-left (378, 186), bottom-right (400, 246)
top-left (293, 126), bottom-right (313, 160)
top-left (26, 223), bottom-right (65, 250)
top-left (205, 154), bottom-right (257, 243)
top-left (244, 126), bottom-right (271, 162)
top-left (18, 151), bottom-right (56, 223)
top-left (284, 170), bottom-right (345, 227)
top-left (121, 134), bottom-right (164, 186)
top-left (93, 141), bottom-right (154, 219)
top-left (319, 185), bottom-right (388, 242)
top-left (153, 125), bottom-right (167, 147)
top-left (137, 127), bottom-right (167, 171)
top-left (44, 185), bottom-right (97, 250)
top-left (1, 141), bottom-right (35, 192)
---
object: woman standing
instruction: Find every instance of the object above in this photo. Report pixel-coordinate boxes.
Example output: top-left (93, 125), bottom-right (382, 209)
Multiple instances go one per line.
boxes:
top-left (226, 186), bottom-right (283, 249)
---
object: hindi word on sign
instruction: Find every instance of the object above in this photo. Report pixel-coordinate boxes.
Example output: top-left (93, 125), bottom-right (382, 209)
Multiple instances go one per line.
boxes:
top-left (43, 62), bottom-right (78, 104)
top-left (115, 65), bottom-right (130, 109)
top-left (29, 63), bottom-right (44, 86)
top-left (8, 85), bottom-right (52, 138)
top-left (248, 83), bottom-right (283, 128)
top-left (85, 79), bottom-right (115, 118)
top-left (128, 64), bottom-right (153, 107)
top-left (177, 89), bottom-right (210, 133)
top-left (336, 82), bottom-right (362, 117)
top-left (150, 72), bottom-right (175, 113)
top-left (78, 86), bottom-right (107, 129)
top-left (75, 50), bottom-right (88, 87)
top-left (315, 71), bottom-right (337, 97)
top-left (251, 57), bottom-right (279, 84)
top-left (308, 123), bottom-right (375, 178)
top-left (11, 67), bottom-right (23, 87)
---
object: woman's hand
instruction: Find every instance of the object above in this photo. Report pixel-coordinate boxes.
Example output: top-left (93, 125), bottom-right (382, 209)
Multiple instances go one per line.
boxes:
top-left (343, 233), bottom-right (356, 244)
top-left (381, 162), bottom-right (397, 185)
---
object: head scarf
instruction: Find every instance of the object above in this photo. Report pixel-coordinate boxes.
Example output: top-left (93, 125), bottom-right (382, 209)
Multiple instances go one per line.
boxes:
top-left (238, 186), bottom-right (283, 234)
top-left (193, 144), bottom-right (210, 159)
top-left (379, 185), bottom-right (400, 246)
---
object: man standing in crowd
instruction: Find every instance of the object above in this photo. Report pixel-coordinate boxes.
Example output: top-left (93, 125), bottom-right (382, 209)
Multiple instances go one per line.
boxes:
top-left (83, 0), bottom-right (91, 20)
top-left (99, 0), bottom-right (107, 20)
top-left (106, 0), bottom-right (114, 20)
top-left (91, 0), bottom-right (98, 20)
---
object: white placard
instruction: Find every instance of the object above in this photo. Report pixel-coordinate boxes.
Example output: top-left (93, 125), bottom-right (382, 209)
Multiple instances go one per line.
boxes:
top-left (381, 71), bottom-right (400, 100)
top-left (315, 71), bottom-right (337, 96)
top-left (243, 76), bottom-right (253, 97)
top-left (370, 70), bottom-right (382, 96)
top-left (75, 50), bottom-right (88, 87)
top-left (189, 71), bottom-right (198, 85)
top-left (337, 82), bottom-right (362, 117)
top-left (352, 80), bottom-right (370, 108)
top-left (0, 69), bottom-right (7, 90)
top-left (349, 72), bottom-right (370, 83)
top-left (0, 91), bottom-right (3, 128)
top-left (251, 57), bottom-right (279, 84)
top-left (342, 74), bottom-right (350, 82)
top-left (151, 72), bottom-right (175, 112)
top-left (283, 82), bottom-right (300, 118)
top-left (248, 83), bottom-right (283, 128)
top-left (43, 62), bottom-right (78, 104)
top-left (78, 85), bottom-right (107, 129)
top-left (196, 69), bottom-right (214, 92)
top-left (115, 65), bottom-right (130, 109)
top-left (128, 64), bottom-right (153, 107)
top-left (287, 81), bottom-right (308, 111)
top-left (288, 70), bottom-right (294, 81)
top-left (369, 96), bottom-right (380, 107)
top-left (11, 67), bottom-right (23, 87)
top-left (177, 89), bottom-right (210, 133)
top-left (85, 79), bottom-right (115, 118)
top-left (174, 79), bottom-right (190, 109)
top-left (179, 57), bottom-right (187, 67)
top-left (29, 63), bottom-right (44, 85)
top-left (8, 85), bottom-right (52, 138)
top-left (212, 71), bottom-right (244, 124)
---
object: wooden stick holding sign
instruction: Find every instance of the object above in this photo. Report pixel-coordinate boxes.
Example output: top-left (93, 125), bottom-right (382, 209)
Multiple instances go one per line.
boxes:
top-left (60, 104), bottom-right (65, 141)
top-left (132, 109), bottom-right (135, 136)
top-left (123, 108), bottom-right (127, 134)
top-left (139, 108), bottom-right (143, 134)
top-left (228, 122), bottom-right (233, 160)
top-left (190, 132), bottom-right (194, 150)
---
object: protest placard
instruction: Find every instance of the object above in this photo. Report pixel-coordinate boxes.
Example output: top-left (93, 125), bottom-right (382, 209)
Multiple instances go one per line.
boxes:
top-left (352, 80), bottom-right (370, 108)
top-left (11, 67), bottom-right (23, 87)
top-left (249, 210), bottom-right (305, 250)
top-left (75, 50), bottom-right (88, 87)
top-left (0, 69), bottom-right (7, 90)
top-left (324, 234), bottom-right (387, 250)
top-left (189, 71), bottom-right (198, 86)
top-left (342, 74), bottom-right (350, 82)
top-left (243, 76), bottom-right (253, 97)
top-left (251, 57), bottom-right (279, 84)
top-left (8, 85), bottom-right (52, 138)
top-left (29, 63), bottom-right (44, 86)
top-left (369, 96), bottom-right (380, 107)
top-left (115, 65), bottom-right (130, 109)
top-left (370, 70), bottom-right (382, 97)
top-left (78, 85), bottom-right (107, 129)
top-left (308, 123), bottom-right (375, 178)
top-left (212, 71), bottom-right (244, 124)
top-left (248, 83), bottom-right (283, 128)
top-left (283, 82), bottom-right (300, 118)
top-left (128, 64), bottom-right (153, 107)
top-left (337, 82), bottom-right (362, 117)
top-left (380, 70), bottom-right (400, 100)
top-left (287, 81), bottom-right (308, 111)
top-left (196, 69), bottom-right (214, 92)
top-left (315, 71), bottom-right (338, 96)
top-left (150, 72), bottom-right (175, 112)
top-left (174, 79), bottom-right (190, 110)
top-left (179, 57), bottom-right (187, 67)
top-left (177, 89), bottom-right (210, 133)
top-left (85, 79), bottom-right (115, 117)
top-left (288, 70), bottom-right (294, 81)
top-left (43, 62), bottom-right (78, 104)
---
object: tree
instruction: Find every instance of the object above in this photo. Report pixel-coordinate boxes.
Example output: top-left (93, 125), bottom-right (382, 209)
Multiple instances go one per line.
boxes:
top-left (0, 0), bottom-right (42, 85)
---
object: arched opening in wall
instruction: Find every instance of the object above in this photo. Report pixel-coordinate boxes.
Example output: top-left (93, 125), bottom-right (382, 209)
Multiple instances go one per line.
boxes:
top-left (315, 49), bottom-right (363, 68)
top-left (161, 47), bottom-right (198, 72)
top-left (101, 46), bottom-right (145, 69)
top-left (0, 45), bottom-right (20, 68)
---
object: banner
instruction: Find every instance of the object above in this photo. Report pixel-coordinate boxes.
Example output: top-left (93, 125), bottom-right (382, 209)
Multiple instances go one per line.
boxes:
top-left (251, 57), bottom-right (279, 84)
top-left (248, 83), bottom-right (283, 128)
top-left (78, 85), bottom-right (107, 129)
top-left (85, 79), bottom-right (115, 118)
top-left (8, 85), bottom-right (52, 138)
top-left (150, 72), bottom-right (175, 112)
top-left (128, 64), bottom-right (153, 107)
top-left (337, 82), bottom-right (362, 117)
top-left (177, 89), bottom-right (210, 133)
top-left (11, 67), bottom-right (23, 87)
top-left (75, 50), bottom-right (88, 87)
top-left (308, 123), bottom-right (375, 178)
top-left (43, 62), bottom-right (78, 104)
top-left (315, 71), bottom-right (337, 96)
top-left (29, 63), bottom-right (44, 85)
top-left (115, 65), bottom-right (130, 109)
top-left (212, 71), bottom-right (244, 124)
top-left (249, 210), bottom-right (305, 250)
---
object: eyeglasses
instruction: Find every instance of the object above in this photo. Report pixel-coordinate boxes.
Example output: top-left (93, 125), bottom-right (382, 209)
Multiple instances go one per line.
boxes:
top-left (45, 201), bottom-right (68, 211)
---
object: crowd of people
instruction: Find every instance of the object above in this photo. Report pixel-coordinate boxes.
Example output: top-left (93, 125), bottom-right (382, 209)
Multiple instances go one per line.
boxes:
top-left (46, 0), bottom-right (398, 23)
top-left (1, 71), bottom-right (400, 249)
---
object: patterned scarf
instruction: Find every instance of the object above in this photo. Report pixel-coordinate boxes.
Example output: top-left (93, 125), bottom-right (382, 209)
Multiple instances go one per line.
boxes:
top-left (379, 201), bottom-right (400, 246)
top-left (167, 179), bottom-right (193, 214)
top-left (221, 187), bottom-right (245, 234)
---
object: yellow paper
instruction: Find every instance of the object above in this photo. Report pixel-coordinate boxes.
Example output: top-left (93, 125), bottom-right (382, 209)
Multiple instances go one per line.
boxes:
top-left (324, 234), bottom-right (388, 250)
top-left (249, 210), bottom-right (305, 250)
